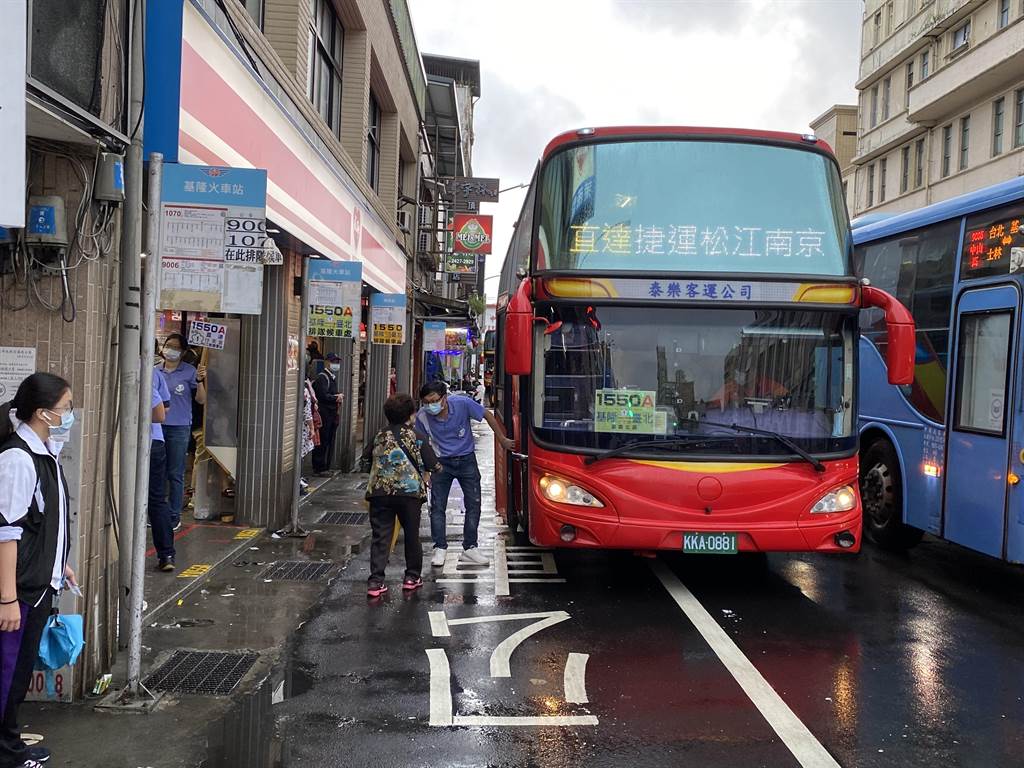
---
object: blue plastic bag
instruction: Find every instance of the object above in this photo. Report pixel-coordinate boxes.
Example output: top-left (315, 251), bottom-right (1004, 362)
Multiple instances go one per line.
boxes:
top-left (35, 614), bottom-right (84, 697)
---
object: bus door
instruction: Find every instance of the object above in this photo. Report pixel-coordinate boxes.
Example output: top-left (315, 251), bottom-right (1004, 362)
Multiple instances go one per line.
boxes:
top-left (943, 285), bottom-right (1019, 558)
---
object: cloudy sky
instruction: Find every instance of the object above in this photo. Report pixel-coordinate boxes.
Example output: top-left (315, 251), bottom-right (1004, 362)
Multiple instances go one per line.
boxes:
top-left (409, 0), bottom-right (864, 299)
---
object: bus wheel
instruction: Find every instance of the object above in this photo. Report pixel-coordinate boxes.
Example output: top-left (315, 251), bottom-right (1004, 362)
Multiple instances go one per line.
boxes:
top-left (860, 440), bottom-right (923, 551)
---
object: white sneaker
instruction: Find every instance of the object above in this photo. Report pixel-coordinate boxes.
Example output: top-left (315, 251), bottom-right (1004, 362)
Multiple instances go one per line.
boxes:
top-left (459, 547), bottom-right (489, 566)
top-left (431, 548), bottom-right (447, 567)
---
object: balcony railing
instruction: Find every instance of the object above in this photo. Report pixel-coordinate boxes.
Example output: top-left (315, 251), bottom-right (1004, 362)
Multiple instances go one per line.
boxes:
top-left (853, 111), bottom-right (924, 164)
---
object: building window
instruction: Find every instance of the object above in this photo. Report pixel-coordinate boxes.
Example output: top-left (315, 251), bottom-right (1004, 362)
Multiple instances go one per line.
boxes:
top-left (999, 0), bottom-right (1010, 28)
top-left (905, 62), bottom-right (914, 109)
top-left (900, 146), bottom-right (910, 193)
top-left (882, 77), bottom-right (891, 120)
top-left (1015, 89), bottom-right (1024, 148)
top-left (867, 164), bottom-right (875, 207)
top-left (959, 115), bottom-right (970, 170)
top-left (952, 20), bottom-right (970, 52)
top-left (941, 124), bottom-right (952, 177)
top-left (842, 180), bottom-right (849, 200)
top-left (915, 137), bottom-right (925, 188)
top-left (886, 1), bottom-right (894, 35)
top-left (870, 85), bottom-right (879, 127)
top-left (873, 11), bottom-right (882, 46)
top-left (243, 0), bottom-right (264, 28)
top-left (993, 98), bottom-right (1005, 156)
top-left (307, 0), bottom-right (344, 137)
top-left (920, 49), bottom-right (930, 79)
top-left (879, 157), bottom-right (888, 202)
top-left (366, 93), bottom-right (381, 191)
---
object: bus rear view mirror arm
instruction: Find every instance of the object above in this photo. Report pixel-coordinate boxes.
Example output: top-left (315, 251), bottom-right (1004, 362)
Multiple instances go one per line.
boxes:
top-left (861, 285), bottom-right (915, 386)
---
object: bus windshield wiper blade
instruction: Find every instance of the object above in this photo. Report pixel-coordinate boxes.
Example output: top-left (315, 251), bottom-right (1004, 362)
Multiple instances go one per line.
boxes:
top-left (685, 418), bottom-right (826, 473)
top-left (584, 436), bottom-right (731, 465)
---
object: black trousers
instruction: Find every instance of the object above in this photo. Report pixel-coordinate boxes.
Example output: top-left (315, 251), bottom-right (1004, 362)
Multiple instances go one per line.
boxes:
top-left (0, 590), bottom-right (52, 767)
top-left (368, 497), bottom-right (423, 584)
top-left (312, 419), bottom-right (338, 472)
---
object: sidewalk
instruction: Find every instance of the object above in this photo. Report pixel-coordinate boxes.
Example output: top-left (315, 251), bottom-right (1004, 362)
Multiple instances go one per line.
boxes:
top-left (22, 471), bottom-right (374, 768)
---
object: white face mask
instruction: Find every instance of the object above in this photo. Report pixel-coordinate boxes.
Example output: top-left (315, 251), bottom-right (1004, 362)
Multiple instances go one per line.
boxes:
top-left (329, 363), bottom-right (341, 373)
top-left (164, 348), bottom-right (182, 362)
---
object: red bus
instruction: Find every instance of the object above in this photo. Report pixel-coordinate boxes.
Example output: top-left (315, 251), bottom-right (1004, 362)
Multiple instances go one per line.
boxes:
top-left (492, 126), bottom-right (915, 553)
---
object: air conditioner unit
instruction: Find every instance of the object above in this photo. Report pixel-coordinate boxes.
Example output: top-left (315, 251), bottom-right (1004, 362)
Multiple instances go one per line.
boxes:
top-left (397, 210), bottom-right (412, 233)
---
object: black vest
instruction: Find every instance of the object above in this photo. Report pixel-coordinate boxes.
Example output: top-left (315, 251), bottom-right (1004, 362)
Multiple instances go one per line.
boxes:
top-left (0, 434), bottom-right (69, 605)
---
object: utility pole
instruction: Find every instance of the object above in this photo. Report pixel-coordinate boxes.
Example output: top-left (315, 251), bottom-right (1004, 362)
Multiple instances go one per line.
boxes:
top-left (117, 0), bottom-right (145, 646)
top-left (126, 152), bottom-right (162, 697)
top-left (283, 256), bottom-right (310, 537)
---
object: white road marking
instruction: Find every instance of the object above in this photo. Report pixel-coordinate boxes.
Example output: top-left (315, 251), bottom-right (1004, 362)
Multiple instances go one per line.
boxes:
top-left (494, 536), bottom-right (510, 596)
top-left (445, 611), bottom-right (568, 627)
top-left (452, 714), bottom-right (598, 727)
top-left (563, 653), bottom-right (590, 704)
top-left (490, 612), bottom-right (570, 678)
top-left (509, 578), bottom-right (567, 584)
top-left (651, 561), bottom-right (841, 768)
top-left (425, 649), bottom-right (453, 726)
top-left (428, 611), bottom-right (451, 638)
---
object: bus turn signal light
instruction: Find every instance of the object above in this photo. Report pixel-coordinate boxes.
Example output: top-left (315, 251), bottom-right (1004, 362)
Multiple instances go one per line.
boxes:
top-left (1009, 473), bottom-right (1020, 486)
top-left (539, 475), bottom-right (604, 507)
top-left (923, 463), bottom-right (941, 478)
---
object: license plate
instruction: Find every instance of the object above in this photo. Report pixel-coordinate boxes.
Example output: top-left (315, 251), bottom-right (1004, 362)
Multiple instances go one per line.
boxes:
top-left (682, 532), bottom-right (738, 555)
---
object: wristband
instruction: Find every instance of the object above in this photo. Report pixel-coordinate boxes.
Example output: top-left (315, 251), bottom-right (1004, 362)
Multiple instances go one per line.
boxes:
top-left (0, 598), bottom-right (17, 605)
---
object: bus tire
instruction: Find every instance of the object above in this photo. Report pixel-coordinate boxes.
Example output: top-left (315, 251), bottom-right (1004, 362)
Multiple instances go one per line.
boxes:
top-left (859, 439), bottom-right (924, 551)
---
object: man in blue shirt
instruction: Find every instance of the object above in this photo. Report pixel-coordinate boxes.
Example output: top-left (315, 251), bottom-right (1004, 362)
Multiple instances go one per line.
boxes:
top-left (417, 381), bottom-right (513, 567)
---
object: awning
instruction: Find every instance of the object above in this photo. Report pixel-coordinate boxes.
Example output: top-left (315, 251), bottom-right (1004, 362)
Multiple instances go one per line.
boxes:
top-left (414, 289), bottom-right (470, 321)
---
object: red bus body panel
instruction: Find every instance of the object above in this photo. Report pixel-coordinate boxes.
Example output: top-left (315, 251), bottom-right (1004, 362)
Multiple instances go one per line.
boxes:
top-left (521, 437), bottom-right (861, 553)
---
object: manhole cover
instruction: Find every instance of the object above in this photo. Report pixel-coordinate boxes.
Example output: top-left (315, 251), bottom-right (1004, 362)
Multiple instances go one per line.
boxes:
top-left (318, 512), bottom-right (368, 526)
top-left (263, 560), bottom-right (334, 582)
top-left (143, 650), bottom-right (258, 695)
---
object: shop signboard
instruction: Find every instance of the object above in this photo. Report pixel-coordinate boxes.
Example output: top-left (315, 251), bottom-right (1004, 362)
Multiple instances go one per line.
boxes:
top-left (370, 293), bottom-right (406, 345)
top-left (423, 321), bottom-right (446, 352)
top-left (0, 3), bottom-right (25, 228)
top-left (444, 252), bottom-right (477, 274)
top-left (452, 214), bottom-right (493, 255)
top-left (188, 320), bottom-right (228, 350)
top-left (157, 163), bottom-right (269, 315)
top-left (451, 177), bottom-right (500, 206)
top-left (307, 260), bottom-right (362, 339)
top-left (0, 346), bottom-right (35, 400)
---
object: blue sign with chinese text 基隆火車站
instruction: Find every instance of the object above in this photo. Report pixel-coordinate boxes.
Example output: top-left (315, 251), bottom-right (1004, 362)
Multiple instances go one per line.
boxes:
top-left (160, 164), bottom-right (267, 208)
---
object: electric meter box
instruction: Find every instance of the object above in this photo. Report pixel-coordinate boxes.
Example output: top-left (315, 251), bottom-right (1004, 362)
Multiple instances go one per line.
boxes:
top-left (26, 196), bottom-right (69, 247)
top-left (95, 153), bottom-right (125, 203)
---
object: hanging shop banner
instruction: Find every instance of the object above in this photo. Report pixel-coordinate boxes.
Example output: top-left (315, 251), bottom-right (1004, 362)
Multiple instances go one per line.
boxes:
top-left (307, 260), bottom-right (362, 338)
top-left (423, 321), bottom-right (446, 352)
top-left (445, 328), bottom-right (468, 351)
top-left (0, 346), bottom-right (35, 400)
top-left (451, 177), bottom-right (500, 206)
top-left (188, 320), bottom-right (227, 350)
top-left (157, 163), bottom-right (269, 315)
top-left (370, 293), bottom-right (407, 345)
top-left (444, 252), bottom-right (477, 274)
top-left (452, 214), bottom-right (493, 255)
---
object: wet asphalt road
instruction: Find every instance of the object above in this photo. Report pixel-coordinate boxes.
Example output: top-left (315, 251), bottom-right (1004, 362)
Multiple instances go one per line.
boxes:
top-left (275, 428), bottom-right (1024, 767)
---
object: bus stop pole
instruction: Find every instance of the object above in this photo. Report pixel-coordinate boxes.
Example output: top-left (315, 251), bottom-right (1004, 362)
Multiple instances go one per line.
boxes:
top-left (126, 152), bottom-right (162, 697)
top-left (284, 255), bottom-right (310, 536)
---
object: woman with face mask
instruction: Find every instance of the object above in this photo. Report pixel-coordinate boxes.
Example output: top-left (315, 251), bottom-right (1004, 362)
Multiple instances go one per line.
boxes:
top-left (158, 334), bottom-right (207, 530)
top-left (0, 372), bottom-right (77, 767)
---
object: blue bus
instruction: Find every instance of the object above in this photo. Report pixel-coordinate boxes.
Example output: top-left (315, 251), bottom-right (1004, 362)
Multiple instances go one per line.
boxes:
top-left (853, 177), bottom-right (1024, 563)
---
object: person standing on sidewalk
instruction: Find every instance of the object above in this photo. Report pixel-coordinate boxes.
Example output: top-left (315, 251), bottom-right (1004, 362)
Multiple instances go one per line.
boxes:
top-left (312, 353), bottom-right (343, 475)
top-left (0, 372), bottom-right (77, 768)
top-left (149, 368), bottom-right (175, 572)
top-left (157, 334), bottom-right (206, 531)
top-left (362, 394), bottom-right (440, 597)
top-left (417, 381), bottom-right (513, 567)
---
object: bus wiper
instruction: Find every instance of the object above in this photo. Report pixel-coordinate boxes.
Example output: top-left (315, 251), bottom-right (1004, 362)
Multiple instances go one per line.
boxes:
top-left (683, 418), bottom-right (826, 473)
top-left (584, 436), bottom-right (732, 465)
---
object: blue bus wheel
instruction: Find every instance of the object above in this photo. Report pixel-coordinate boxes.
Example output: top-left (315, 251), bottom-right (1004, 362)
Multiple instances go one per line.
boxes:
top-left (860, 440), bottom-right (923, 551)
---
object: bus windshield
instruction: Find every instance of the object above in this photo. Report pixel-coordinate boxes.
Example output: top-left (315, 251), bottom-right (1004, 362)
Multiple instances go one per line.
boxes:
top-left (533, 305), bottom-right (856, 456)
top-left (537, 139), bottom-right (849, 276)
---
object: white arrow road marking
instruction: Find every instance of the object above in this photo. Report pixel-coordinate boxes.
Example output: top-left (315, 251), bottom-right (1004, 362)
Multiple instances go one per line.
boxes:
top-left (652, 560), bottom-right (841, 768)
top-left (563, 653), bottom-right (590, 704)
top-left (490, 612), bottom-right (570, 678)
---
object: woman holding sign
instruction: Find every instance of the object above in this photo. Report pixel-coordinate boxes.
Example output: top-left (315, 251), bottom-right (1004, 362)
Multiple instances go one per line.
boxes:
top-left (157, 334), bottom-right (207, 531)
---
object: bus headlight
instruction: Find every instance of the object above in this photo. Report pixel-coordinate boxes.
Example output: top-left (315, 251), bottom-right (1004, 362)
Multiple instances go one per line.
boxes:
top-left (538, 475), bottom-right (604, 507)
top-left (811, 485), bottom-right (857, 514)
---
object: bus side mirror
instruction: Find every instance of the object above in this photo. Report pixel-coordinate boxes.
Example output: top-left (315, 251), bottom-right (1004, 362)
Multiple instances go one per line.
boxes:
top-left (861, 286), bottom-right (915, 386)
top-left (505, 278), bottom-right (534, 376)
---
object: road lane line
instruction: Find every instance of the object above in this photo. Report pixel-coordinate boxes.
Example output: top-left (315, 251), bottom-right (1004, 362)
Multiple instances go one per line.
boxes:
top-left (651, 561), bottom-right (841, 768)
top-left (425, 649), bottom-right (454, 726)
top-left (490, 612), bottom-right (570, 678)
top-left (453, 715), bottom-right (598, 727)
top-left (428, 611), bottom-right (451, 637)
top-left (446, 611), bottom-right (567, 627)
top-left (564, 653), bottom-right (590, 704)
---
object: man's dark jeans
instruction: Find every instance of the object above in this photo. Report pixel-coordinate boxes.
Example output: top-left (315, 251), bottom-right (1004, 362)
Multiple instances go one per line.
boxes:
top-left (148, 439), bottom-right (175, 561)
top-left (429, 452), bottom-right (482, 550)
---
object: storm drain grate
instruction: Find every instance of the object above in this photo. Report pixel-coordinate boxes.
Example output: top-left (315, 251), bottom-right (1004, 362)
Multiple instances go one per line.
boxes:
top-left (263, 560), bottom-right (334, 582)
top-left (319, 511), bottom-right (369, 526)
top-left (143, 650), bottom-right (258, 695)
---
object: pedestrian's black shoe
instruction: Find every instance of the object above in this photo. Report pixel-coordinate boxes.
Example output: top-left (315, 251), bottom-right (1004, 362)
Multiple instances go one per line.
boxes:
top-left (26, 746), bottom-right (50, 762)
top-left (18, 759), bottom-right (45, 767)
top-left (157, 558), bottom-right (176, 573)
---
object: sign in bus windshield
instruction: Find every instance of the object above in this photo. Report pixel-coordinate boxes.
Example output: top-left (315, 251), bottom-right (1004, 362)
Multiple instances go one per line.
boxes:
top-left (960, 204), bottom-right (1024, 278)
top-left (537, 139), bottom-right (850, 276)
